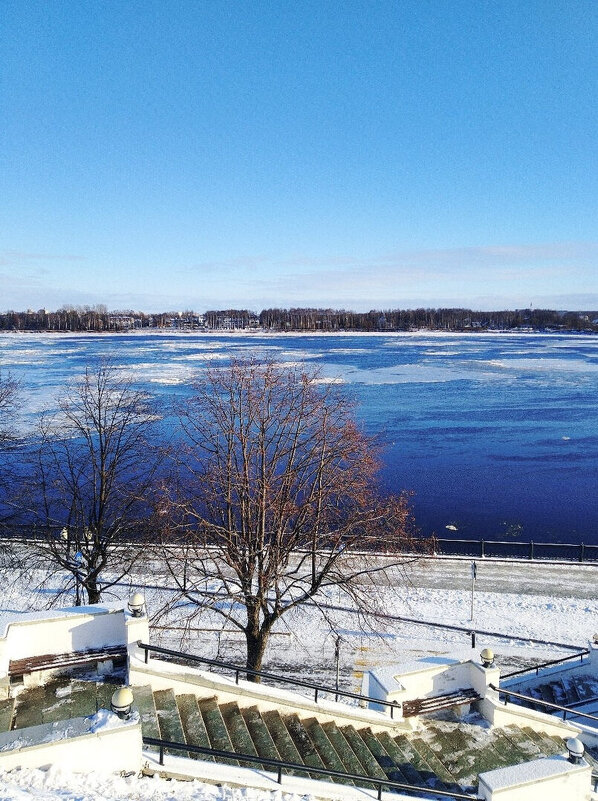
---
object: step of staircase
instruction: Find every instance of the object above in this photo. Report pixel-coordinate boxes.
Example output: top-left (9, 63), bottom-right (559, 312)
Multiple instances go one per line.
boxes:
top-left (260, 708), bottom-right (304, 776)
top-left (322, 721), bottom-right (376, 788)
top-left (13, 685), bottom-right (46, 729)
top-left (284, 713), bottom-right (328, 780)
top-left (572, 675), bottom-right (598, 704)
top-left (0, 698), bottom-right (14, 732)
top-left (359, 728), bottom-right (405, 784)
top-left (393, 732), bottom-right (446, 790)
top-left (154, 688), bottom-right (187, 756)
top-left (132, 684), bottom-right (161, 742)
top-left (304, 718), bottom-right (353, 785)
top-left (376, 730), bottom-right (427, 788)
top-left (220, 702), bottom-right (260, 769)
top-left (96, 680), bottom-right (118, 712)
top-left (340, 724), bottom-right (389, 783)
top-left (501, 724), bottom-right (543, 762)
top-left (241, 705), bottom-right (281, 765)
top-left (176, 694), bottom-right (213, 761)
top-left (560, 676), bottom-right (582, 705)
top-left (508, 673), bottom-right (598, 714)
top-left (198, 697), bottom-right (237, 766)
top-left (407, 733), bottom-right (459, 788)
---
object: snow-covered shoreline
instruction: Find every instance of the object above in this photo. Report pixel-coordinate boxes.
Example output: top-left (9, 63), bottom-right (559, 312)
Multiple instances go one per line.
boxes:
top-left (1, 328), bottom-right (597, 340)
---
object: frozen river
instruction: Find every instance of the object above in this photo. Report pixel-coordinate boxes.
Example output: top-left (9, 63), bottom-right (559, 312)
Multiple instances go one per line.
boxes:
top-left (1, 329), bottom-right (597, 543)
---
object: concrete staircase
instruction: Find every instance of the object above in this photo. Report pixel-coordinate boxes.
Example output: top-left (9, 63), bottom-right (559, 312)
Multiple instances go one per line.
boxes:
top-left (6, 679), bottom-right (596, 794)
top-left (129, 685), bottom-right (574, 793)
top-left (505, 673), bottom-right (598, 712)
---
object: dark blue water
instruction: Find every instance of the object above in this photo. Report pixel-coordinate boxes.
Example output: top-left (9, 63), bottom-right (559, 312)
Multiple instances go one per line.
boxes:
top-left (2, 331), bottom-right (597, 543)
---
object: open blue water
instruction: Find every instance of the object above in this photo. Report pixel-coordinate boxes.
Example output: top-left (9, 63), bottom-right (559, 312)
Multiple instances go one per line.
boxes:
top-left (1, 331), bottom-right (597, 544)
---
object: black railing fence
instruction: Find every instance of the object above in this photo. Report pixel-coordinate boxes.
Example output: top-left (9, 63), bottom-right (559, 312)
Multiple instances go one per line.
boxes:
top-left (489, 684), bottom-right (598, 725)
top-left (425, 537), bottom-right (598, 563)
top-left (137, 641), bottom-right (401, 717)
top-left (142, 736), bottom-right (481, 800)
top-left (501, 649), bottom-right (590, 680)
top-left (4, 525), bottom-right (598, 564)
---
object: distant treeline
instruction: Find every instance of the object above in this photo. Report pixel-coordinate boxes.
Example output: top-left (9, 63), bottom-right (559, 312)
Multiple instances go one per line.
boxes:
top-left (1, 305), bottom-right (598, 333)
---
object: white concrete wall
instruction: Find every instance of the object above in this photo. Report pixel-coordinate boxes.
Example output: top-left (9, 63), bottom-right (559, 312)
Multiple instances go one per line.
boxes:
top-left (479, 694), bottom-right (580, 738)
top-left (393, 661), bottom-right (473, 701)
top-left (0, 604), bottom-right (126, 673)
top-left (0, 602), bottom-right (150, 698)
top-left (367, 656), bottom-right (499, 717)
top-left (478, 755), bottom-right (591, 801)
top-left (0, 715), bottom-right (142, 774)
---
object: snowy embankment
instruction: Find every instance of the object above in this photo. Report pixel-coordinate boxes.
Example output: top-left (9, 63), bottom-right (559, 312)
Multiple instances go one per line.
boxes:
top-left (0, 556), bottom-right (596, 801)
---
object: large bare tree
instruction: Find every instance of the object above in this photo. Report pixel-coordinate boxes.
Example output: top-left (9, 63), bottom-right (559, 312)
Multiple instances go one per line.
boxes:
top-left (24, 362), bottom-right (160, 604)
top-left (160, 360), bottom-right (421, 677)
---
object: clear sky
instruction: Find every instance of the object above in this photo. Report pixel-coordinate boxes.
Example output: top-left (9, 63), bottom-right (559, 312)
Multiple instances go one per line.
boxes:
top-left (2, 0), bottom-right (597, 312)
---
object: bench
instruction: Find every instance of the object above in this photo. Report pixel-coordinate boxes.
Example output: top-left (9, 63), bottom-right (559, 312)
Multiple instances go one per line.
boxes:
top-left (402, 688), bottom-right (481, 717)
top-left (8, 645), bottom-right (127, 680)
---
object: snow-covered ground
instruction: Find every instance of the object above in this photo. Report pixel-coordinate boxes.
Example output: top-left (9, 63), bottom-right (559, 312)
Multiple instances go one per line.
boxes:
top-left (1, 554), bottom-right (596, 800)
top-left (0, 766), bottom-right (301, 801)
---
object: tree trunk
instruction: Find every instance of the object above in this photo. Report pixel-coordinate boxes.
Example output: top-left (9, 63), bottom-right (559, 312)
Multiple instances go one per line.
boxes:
top-left (245, 629), bottom-right (269, 682)
top-left (85, 580), bottom-right (102, 604)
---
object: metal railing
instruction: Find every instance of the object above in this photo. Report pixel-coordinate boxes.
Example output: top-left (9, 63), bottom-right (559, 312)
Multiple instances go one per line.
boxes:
top-left (489, 684), bottom-right (598, 724)
top-left (142, 736), bottom-right (481, 800)
top-left (501, 649), bottom-right (590, 680)
top-left (5, 525), bottom-right (598, 564)
top-left (426, 537), bottom-right (598, 563)
top-left (137, 641), bottom-right (401, 717)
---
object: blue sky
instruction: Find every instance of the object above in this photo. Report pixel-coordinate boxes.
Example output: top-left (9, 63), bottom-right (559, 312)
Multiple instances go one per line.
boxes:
top-left (2, 1), bottom-right (597, 312)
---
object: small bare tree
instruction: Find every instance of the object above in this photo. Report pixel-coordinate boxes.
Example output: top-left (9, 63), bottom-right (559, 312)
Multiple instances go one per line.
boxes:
top-left (24, 361), bottom-right (160, 604)
top-left (0, 370), bottom-right (21, 566)
top-left (160, 360), bottom-right (422, 677)
top-left (0, 370), bottom-right (19, 451)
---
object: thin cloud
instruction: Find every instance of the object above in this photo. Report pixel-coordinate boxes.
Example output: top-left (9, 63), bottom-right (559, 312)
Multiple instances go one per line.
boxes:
top-left (0, 250), bottom-right (85, 267)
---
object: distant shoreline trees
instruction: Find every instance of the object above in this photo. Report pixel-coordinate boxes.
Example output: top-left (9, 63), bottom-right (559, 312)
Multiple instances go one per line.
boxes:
top-left (0, 306), bottom-right (597, 333)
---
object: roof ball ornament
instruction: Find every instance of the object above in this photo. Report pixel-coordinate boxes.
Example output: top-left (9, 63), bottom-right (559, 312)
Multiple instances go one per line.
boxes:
top-left (566, 737), bottom-right (584, 764)
top-left (111, 686), bottom-right (134, 720)
top-left (128, 592), bottom-right (145, 617)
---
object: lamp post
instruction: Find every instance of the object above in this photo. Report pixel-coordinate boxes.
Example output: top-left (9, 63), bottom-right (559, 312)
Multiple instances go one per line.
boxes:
top-left (334, 635), bottom-right (342, 701)
top-left (470, 560), bottom-right (477, 621)
top-left (73, 550), bottom-right (83, 606)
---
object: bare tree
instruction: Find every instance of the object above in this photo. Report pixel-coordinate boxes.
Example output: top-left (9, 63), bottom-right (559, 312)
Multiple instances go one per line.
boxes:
top-left (159, 360), bottom-right (422, 677)
top-left (24, 362), bottom-right (160, 604)
top-left (0, 370), bottom-right (21, 564)
top-left (0, 370), bottom-right (19, 451)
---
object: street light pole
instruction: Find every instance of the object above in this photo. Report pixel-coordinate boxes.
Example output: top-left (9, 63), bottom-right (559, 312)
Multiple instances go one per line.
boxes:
top-left (470, 560), bottom-right (477, 621)
top-left (334, 635), bottom-right (342, 701)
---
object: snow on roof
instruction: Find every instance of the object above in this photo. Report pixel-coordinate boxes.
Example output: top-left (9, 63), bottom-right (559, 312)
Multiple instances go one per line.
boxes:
top-left (479, 754), bottom-right (587, 791)
top-left (0, 602), bottom-right (126, 639)
top-left (368, 647), bottom-right (475, 695)
top-left (0, 711), bottom-right (137, 754)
